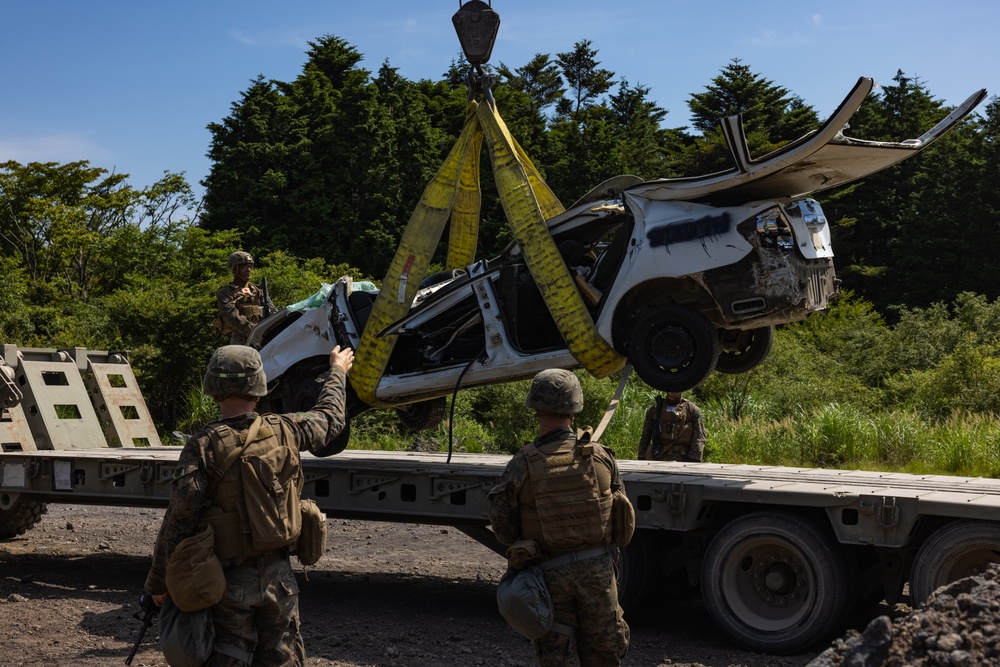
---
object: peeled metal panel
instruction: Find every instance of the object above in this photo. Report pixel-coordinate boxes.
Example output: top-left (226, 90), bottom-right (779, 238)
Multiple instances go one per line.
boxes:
top-left (626, 81), bottom-right (986, 206)
top-left (17, 356), bottom-right (107, 450)
top-left (86, 359), bottom-right (161, 448)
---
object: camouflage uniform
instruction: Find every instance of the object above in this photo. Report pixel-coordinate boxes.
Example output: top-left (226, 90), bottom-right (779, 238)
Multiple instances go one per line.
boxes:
top-left (489, 427), bottom-right (630, 667)
top-left (216, 281), bottom-right (268, 346)
top-left (637, 396), bottom-right (706, 462)
top-left (145, 366), bottom-right (348, 666)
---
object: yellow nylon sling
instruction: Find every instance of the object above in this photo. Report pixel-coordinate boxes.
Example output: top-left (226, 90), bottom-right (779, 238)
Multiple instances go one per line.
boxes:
top-left (475, 102), bottom-right (624, 379)
top-left (351, 104), bottom-right (482, 406)
top-left (351, 100), bottom-right (625, 407)
top-left (445, 119), bottom-right (483, 271)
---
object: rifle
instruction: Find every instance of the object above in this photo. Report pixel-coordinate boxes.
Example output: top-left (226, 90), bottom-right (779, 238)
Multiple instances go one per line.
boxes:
top-left (261, 276), bottom-right (274, 318)
top-left (651, 395), bottom-right (663, 459)
top-left (125, 593), bottom-right (158, 665)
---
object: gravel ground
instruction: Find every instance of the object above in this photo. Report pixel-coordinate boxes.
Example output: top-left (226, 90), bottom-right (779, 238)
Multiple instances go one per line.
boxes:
top-left (0, 503), bottom-right (838, 667)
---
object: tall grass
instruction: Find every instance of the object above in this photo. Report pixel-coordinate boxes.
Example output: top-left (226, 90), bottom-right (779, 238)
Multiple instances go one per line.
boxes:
top-left (342, 367), bottom-right (1000, 478)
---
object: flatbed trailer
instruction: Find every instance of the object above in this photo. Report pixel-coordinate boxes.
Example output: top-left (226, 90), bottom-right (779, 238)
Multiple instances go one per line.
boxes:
top-left (3, 345), bottom-right (1000, 654)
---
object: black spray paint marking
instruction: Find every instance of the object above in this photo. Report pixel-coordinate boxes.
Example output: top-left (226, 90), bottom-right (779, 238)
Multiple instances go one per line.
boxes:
top-left (646, 212), bottom-right (733, 255)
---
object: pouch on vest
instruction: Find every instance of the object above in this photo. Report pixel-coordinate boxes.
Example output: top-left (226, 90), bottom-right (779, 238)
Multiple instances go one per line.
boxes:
top-left (159, 598), bottom-right (215, 667)
top-left (496, 566), bottom-right (553, 640)
top-left (211, 314), bottom-right (232, 337)
top-left (611, 489), bottom-right (636, 549)
top-left (165, 525), bottom-right (225, 612)
top-left (506, 538), bottom-right (541, 570)
top-left (295, 498), bottom-right (328, 566)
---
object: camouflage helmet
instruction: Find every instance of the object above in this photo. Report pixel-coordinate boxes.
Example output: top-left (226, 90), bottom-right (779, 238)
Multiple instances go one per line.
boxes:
top-left (202, 345), bottom-right (267, 398)
top-left (227, 251), bottom-right (254, 273)
top-left (525, 369), bottom-right (583, 415)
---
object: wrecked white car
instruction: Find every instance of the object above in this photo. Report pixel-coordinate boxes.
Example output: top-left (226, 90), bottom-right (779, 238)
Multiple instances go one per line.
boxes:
top-left (249, 77), bottom-right (985, 431)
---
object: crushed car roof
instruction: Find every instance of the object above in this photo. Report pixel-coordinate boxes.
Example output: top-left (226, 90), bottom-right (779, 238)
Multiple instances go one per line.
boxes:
top-left (626, 77), bottom-right (987, 207)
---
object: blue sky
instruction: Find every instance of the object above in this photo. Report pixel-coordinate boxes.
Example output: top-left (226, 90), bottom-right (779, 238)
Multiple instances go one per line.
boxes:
top-left (1, 1), bottom-right (996, 201)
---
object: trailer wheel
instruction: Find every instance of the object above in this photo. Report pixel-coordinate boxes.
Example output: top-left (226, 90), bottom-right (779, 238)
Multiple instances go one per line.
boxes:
top-left (0, 493), bottom-right (47, 539)
top-left (395, 397), bottom-right (447, 432)
top-left (616, 530), bottom-right (654, 612)
top-left (701, 511), bottom-right (852, 654)
top-left (629, 305), bottom-right (720, 392)
top-left (910, 521), bottom-right (1000, 604)
top-left (715, 326), bottom-right (773, 374)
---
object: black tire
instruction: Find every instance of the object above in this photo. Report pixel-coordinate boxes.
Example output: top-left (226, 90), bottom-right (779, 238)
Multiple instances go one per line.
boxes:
top-left (910, 521), bottom-right (1000, 604)
top-left (701, 511), bottom-right (854, 654)
top-left (288, 369), bottom-right (354, 455)
top-left (313, 420), bottom-right (351, 458)
top-left (291, 373), bottom-right (325, 411)
top-left (617, 530), bottom-right (655, 612)
top-left (715, 326), bottom-right (774, 374)
top-left (395, 397), bottom-right (447, 432)
top-left (0, 493), bottom-right (47, 540)
top-left (629, 305), bottom-right (720, 392)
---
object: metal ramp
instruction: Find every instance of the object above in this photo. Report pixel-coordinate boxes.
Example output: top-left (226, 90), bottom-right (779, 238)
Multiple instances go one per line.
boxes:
top-left (1, 350), bottom-right (35, 452)
top-left (2, 346), bottom-right (161, 450)
top-left (85, 355), bottom-right (161, 448)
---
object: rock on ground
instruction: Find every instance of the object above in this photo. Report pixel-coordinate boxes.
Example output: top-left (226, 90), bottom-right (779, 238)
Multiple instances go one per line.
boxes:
top-left (808, 565), bottom-right (1000, 667)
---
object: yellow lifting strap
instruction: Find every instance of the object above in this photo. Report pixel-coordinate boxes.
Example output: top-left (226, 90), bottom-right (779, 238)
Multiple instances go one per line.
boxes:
top-left (351, 100), bottom-right (624, 407)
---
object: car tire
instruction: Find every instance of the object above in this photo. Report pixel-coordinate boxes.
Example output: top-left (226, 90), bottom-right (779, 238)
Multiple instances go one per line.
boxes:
top-left (395, 397), bottom-right (448, 432)
top-left (716, 326), bottom-right (774, 374)
top-left (629, 304), bottom-right (719, 391)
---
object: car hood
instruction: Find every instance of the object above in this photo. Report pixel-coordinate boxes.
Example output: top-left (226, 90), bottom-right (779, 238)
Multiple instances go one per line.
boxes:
top-left (626, 77), bottom-right (987, 207)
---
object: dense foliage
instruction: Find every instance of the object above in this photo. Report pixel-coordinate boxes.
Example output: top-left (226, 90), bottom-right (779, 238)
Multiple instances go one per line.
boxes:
top-left (3, 36), bottom-right (999, 473)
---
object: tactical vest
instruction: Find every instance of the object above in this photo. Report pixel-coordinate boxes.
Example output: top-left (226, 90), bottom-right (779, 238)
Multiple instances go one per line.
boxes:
top-left (647, 398), bottom-right (694, 460)
top-left (197, 414), bottom-right (303, 565)
top-left (517, 433), bottom-right (614, 553)
top-left (232, 284), bottom-right (264, 323)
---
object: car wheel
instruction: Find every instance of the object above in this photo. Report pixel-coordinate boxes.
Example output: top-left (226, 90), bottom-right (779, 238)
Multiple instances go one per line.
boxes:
top-left (629, 304), bottom-right (719, 391)
top-left (716, 326), bottom-right (774, 374)
top-left (395, 397), bottom-right (448, 432)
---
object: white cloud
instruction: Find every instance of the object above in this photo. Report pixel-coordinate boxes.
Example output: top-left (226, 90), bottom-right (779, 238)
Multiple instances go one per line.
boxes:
top-left (228, 28), bottom-right (309, 49)
top-left (0, 134), bottom-right (110, 165)
top-left (811, 14), bottom-right (824, 27)
top-left (748, 26), bottom-right (808, 46)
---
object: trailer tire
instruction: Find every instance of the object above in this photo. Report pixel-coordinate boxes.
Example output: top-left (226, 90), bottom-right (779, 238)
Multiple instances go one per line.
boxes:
top-left (715, 326), bottom-right (773, 374)
top-left (0, 493), bottom-right (47, 539)
top-left (629, 304), bottom-right (719, 392)
top-left (910, 521), bottom-right (1000, 605)
top-left (701, 511), bottom-right (853, 654)
top-left (616, 530), bottom-right (654, 612)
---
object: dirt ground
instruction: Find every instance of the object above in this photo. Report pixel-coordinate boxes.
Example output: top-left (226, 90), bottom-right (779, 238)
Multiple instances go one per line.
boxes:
top-left (0, 504), bottom-right (850, 667)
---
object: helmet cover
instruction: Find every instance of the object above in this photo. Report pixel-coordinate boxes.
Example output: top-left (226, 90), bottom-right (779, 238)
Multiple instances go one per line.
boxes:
top-left (525, 369), bottom-right (583, 415)
top-left (227, 251), bottom-right (254, 273)
top-left (203, 345), bottom-right (267, 398)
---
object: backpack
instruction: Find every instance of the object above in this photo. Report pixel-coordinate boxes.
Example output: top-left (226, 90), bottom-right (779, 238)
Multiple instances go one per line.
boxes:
top-left (204, 416), bottom-right (304, 560)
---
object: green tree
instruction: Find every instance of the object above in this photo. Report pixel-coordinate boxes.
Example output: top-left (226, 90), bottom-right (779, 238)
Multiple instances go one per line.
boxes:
top-left (824, 72), bottom-right (986, 309)
top-left (555, 40), bottom-right (614, 117)
top-left (608, 79), bottom-right (672, 179)
top-left (677, 59), bottom-right (819, 175)
top-left (497, 53), bottom-right (564, 117)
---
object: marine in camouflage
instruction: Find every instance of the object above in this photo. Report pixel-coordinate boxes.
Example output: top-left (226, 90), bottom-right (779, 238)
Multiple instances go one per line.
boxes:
top-left (145, 364), bottom-right (348, 665)
top-left (637, 393), bottom-right (706, 462)
top-left (216, 281), bottom-right (267, 346)
top-left (216, 251), bottom-right (272, 345)
top-left (489, 426), bottom-right (630, 666)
